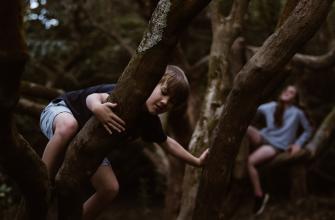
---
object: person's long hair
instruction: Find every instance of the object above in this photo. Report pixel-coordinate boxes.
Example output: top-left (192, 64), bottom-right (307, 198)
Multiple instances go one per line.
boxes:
top-left (274, 85), bottom-right (299, 127)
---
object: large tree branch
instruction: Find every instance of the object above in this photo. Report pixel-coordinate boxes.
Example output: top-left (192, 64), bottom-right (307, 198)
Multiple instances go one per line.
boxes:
top-left (194, 0), bottom-right (334, 219)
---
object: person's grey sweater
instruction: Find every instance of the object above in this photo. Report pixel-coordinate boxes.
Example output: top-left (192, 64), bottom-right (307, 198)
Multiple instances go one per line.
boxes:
top-left (258, 101), bottom-right (312, 150)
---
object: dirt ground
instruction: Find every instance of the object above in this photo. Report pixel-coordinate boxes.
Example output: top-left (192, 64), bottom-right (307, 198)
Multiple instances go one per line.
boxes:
top-left (96, 193), bottom-right (335, 220)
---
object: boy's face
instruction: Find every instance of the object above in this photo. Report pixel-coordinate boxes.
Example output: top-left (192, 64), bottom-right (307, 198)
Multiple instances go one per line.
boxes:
top-left (145, 83), bottom-right (172, 115)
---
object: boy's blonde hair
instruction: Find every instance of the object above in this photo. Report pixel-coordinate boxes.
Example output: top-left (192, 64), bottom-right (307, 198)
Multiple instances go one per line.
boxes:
top-left (159, 65), bottom-right (190, 108)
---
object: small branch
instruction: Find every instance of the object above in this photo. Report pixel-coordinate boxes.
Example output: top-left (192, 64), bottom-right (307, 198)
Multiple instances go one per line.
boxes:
top-left (16, 98), bottom-right (45, 118)
top-left (82, 7), bottom-right (135, 57)
top-left (189, 55), bottom-right (209, 72)
top-left (20, 81), bottom-right (64, 100)
top-left (291, 46), bottom-right (335, 69)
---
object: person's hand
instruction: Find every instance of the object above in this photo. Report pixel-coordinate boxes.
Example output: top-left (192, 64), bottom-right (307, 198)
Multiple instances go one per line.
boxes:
top-left (92, 102), bottom-right (126, 134)
top-left (197, 148), bottom-right (210, 167)
top-left (288, 144), bottom-right (301, 156)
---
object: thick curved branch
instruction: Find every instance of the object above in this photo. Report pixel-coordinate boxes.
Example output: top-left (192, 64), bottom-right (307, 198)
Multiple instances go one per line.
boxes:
top-left (247, 43), bottom-right (335, 70)
top-left (291, 45), bottom-right (335, 69)
top-left (306, 106), bottom-right (335, 156)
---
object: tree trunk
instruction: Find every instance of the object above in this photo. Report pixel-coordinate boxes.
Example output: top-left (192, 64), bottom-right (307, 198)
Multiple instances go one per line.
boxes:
top-left (164, 104), bottom-right (192, 220)
top-left (55, 0), bottom-right (212, 219)
top-left (176, 1), bottom-right (249, 219)
top-left (194, 0), bottom-right (334, 219)
top-left (0, 1), bottom-right (49, 219)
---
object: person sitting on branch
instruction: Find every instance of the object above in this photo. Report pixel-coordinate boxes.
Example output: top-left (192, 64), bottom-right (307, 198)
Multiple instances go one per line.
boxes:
top-left (246, 85), bottom-right (312, 215)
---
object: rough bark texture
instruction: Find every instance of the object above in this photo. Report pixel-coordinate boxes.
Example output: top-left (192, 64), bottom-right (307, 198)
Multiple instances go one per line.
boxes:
top-left (276, 0), bottom-right (300, 28)
top-left (176, 1), bottom-right (250, 219)
top-left (193, 1), bottom-right (334, 219)
top-left (306, 106), bottom-right (335, 156)
top-left (55, 1), bottom-right (212, 219)
top-left (0, 1), bottom-right (49, 219)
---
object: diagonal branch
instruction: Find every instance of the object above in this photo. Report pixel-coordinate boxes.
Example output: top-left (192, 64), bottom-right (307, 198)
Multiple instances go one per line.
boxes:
top-left (82, 6), bottom-right (136, 57)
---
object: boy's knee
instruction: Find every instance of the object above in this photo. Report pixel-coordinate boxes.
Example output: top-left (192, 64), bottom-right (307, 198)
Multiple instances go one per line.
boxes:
top-left (54, 119), bottom-right (78, 138)
top-left (102, 183), bottom-right (119, 202)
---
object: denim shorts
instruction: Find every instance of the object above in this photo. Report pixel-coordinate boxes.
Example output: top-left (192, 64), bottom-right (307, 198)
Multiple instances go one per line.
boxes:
top-left (40, 100), bottom-right (111, 166)
top-left (40, 100), bottom-right (72, 140)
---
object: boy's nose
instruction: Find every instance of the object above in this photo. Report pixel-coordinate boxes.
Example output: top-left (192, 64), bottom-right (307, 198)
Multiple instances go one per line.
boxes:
top-left (161, 97), bottom-right (169, 105)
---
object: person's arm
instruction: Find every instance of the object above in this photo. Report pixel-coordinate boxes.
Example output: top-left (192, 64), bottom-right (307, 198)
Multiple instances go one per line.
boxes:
top-left (290, 110), bottom-right (313, 155)
top-left (86, 93), bottom-right (126, 134)
top-left (294, 110), bottom-right (313, 146)
top-left (155, 136), bottom-right (209, 167)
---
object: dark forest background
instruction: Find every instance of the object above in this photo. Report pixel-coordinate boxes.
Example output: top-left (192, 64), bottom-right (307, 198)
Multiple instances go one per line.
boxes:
top-left (1, 0), bottom-right (335, 219)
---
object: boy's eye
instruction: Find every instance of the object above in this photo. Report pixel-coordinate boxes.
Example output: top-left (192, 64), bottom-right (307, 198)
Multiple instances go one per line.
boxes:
top-left (161, 88), bottom-right (168, 96)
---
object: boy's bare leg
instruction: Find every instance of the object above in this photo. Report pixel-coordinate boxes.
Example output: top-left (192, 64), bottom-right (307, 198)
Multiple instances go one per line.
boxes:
top-left (247, 145), bottom-right (278, 197)
top-left (42, 113), bottom-right (78, 178)
top-left (83, 165), bottom-right (119, 220)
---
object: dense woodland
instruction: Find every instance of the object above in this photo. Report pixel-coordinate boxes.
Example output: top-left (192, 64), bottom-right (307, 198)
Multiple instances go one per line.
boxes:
top-left (1, 0), bottom-right (335, 219)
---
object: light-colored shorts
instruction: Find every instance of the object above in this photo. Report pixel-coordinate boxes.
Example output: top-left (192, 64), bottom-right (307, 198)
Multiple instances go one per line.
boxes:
top-left (40, 100), bottom-right (72, 140)
top-left (40, 99), bottom-right (111, 166)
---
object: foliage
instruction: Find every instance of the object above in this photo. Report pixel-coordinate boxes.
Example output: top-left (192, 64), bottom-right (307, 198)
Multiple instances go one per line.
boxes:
top-left (0, 184), bottom-right (13, 208)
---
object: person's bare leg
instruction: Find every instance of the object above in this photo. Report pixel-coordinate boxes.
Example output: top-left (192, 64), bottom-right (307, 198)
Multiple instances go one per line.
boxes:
top-left (246, 126), bottom-right (263, 147)
top-left (42, 113), bottom-right (78, 178)
top-left (247, 145), bottom-right (278, 197)
top-left (83, 165), bottom-right (119, 220)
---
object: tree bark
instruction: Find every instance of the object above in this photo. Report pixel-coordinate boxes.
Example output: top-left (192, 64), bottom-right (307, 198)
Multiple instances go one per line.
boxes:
top-left (306, 106), bottom-right (335, 156)
top-left (55, 1), bottom-right (212, 219)
top-left (16, 98), bottom-right (45, 118)
top-left (177, 1), bottom-right (250, 219)
top-left (276, 0), bottom-right (300, 28)
top-left (291, 44), bottom-right (335, 69)
top-left (20, 81), bottom-right (63, 100)
top-left (194, 0), bottom-right (334, 219)
top-left (164, 104), bottom-right (192, 220)
top-left (0, 1), bottom-right (49, 219)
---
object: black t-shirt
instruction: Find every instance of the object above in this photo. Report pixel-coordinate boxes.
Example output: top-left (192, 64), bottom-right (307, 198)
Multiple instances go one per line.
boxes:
top-left (54, 84), bottom-right (167, 143)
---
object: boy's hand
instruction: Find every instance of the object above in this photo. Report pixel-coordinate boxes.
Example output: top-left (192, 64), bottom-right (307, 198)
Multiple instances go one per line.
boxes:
top-left (197, 148), bottom-right (209, 167)
top-left (93, 102), bottom-right (126, 134)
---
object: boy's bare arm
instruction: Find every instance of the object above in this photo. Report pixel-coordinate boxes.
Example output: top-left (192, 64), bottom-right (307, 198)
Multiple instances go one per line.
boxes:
top-left (86, 93), bottom-right (126, 134)
top-left (155, 136), bottom-right (209, 167)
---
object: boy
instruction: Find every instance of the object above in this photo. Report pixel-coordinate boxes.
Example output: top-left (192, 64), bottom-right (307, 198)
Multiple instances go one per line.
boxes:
top-left (40, 65), bottom-right (209, 220)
